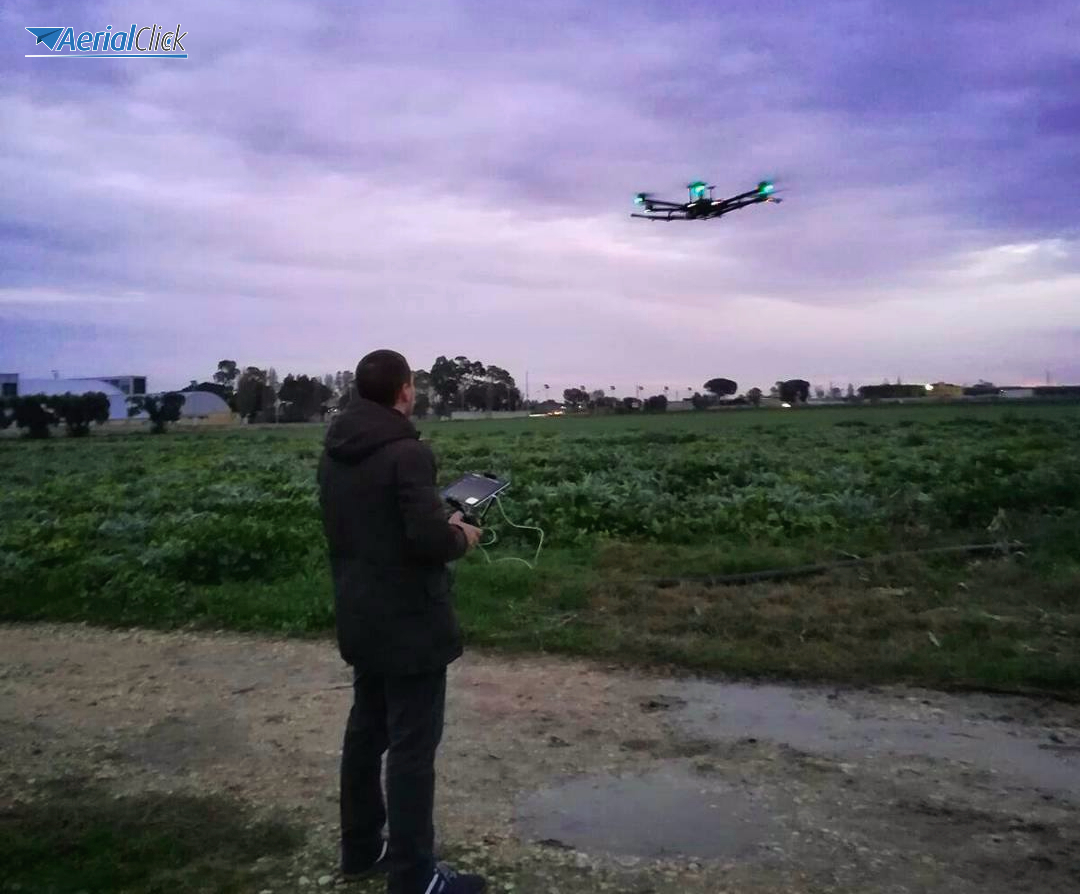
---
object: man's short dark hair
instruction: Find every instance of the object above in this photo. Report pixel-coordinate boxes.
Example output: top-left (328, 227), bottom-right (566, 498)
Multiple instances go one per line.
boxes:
top-left (356, 350), bottom-right (412, 407)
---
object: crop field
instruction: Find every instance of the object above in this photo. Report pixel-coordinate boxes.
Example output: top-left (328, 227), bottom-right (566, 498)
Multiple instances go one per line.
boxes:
top-left (3, 402), bottom-right (1079, 695)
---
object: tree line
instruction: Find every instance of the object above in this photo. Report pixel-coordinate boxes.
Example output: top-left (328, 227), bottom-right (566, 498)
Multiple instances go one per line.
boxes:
top-left (0, 392), bottom-right (187, 439)
top-left (184, 361), bottom-right (335, 424)
top-left (2, 361), bottom-right (1009, 438)
top-left (553, 378), bottom-right (817, 413)
top-left (186, 355), bottom-right (525, 423)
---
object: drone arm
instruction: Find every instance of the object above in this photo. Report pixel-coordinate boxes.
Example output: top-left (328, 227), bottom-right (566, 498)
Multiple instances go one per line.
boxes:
top-left (715, 190), bottom-right (764, 207)
top-left (631, 212), bottom-right (686, 221)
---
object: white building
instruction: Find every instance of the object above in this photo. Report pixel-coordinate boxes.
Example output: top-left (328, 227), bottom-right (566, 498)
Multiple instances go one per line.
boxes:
top-left (3, 374), bottom-right (233, 426)
top-left (159, 390), bottom-right (233, 421)
top-left (8, 375), bottom-right (131, 420)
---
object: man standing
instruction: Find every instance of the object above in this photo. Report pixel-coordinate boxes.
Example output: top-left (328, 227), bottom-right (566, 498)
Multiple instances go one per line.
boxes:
top-left (318, 349), bottom-right (485, 894)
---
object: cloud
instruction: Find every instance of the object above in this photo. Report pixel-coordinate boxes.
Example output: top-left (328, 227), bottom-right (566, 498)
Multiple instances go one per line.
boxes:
top-left (1, 0), bottom-right (1078, 393)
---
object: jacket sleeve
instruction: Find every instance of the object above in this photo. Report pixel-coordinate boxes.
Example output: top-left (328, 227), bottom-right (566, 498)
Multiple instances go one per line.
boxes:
top-left (394, 441), bottom-right (469, 564)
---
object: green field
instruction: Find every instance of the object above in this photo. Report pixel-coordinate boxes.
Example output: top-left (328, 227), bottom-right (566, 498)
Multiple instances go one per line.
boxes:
top-left (3, 403), bottom-right (1079, 695)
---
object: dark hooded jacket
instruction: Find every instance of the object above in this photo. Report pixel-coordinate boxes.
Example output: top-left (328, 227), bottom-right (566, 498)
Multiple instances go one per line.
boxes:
top-left (318, 398), bottom-right (468, 675)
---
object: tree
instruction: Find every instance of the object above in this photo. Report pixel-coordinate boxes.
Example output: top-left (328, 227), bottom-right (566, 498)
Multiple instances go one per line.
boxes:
top-left (704, 378), bottom-right (738, 399)
top-left (278, 374), bottom-right (332, 422)
top-left (414, 392), bottom-right (431, 418)
top-left (323, 373), bottom-right (335, 393)
top-left (182, 381), bottom-right (230, 401)
top-left (339, 370), bottom-right (355, 397)
top-left (747, 387), bottom-right (763, 407)
top-left (691, 391), bottom-right (709, 410)
top-left (778, 379), bottom-right (810, 404)
top-left (413, 369), bottom-right (433, 396)
top-left (11, 395), bottom-right (58, 438)
top-left (214, 360), bottom-right (239, 394)
top-left (846, 383), bottom-right (856, 400)
top-left (52, 392), bottom-right (110, 437)
top-left (463, 382), bottom-right (488, 411)
top-left (430, 356), bottom-right (463, 409)
top-left (621, 396), bottom-right (640, 412)
top-left (459, 357), bottom-right (485, 408)
top-left (829, 386), bottom-right (844, 400)
top-left (267, 368), bottom-right (280, 391)
top-left (814, 386), bottom-right (826, 400)
top-left (428, 356), bottom-right (519, 413)
top-left (563, 387), bottom-right (588, 409)
top-left (236, 367), bottom-right (269, 423)
top-left (128, 393), bottom-right (185, 434)
top-left (644, 394), bottom-right (668, 412)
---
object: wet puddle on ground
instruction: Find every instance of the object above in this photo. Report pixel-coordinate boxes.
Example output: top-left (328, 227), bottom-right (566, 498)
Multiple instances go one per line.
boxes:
top-left (515, 680), bottom-right (1079, 858)
top-left (673, 681), bottom-right (1080, 797)
top-left (517, 764), bottom-right (785, 859)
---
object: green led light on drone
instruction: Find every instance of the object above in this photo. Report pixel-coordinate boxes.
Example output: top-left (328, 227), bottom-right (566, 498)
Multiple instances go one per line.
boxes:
top-left (758, 180), bottom-right (775, 195)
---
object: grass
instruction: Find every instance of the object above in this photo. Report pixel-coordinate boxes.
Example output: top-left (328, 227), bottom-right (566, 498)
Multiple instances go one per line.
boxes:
top-left (0, 777), bottom-right (304, 893)
top-left (2, 401), bottom-right (1079, 696)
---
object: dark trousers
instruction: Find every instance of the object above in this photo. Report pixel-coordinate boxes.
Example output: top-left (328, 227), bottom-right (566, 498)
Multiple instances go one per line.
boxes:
top-left (341, 667), bottom-right (447, 894)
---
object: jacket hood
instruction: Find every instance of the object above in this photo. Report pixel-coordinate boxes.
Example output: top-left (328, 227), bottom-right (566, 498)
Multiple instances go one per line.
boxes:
top-left (324, 397), bottom-right (418, 463)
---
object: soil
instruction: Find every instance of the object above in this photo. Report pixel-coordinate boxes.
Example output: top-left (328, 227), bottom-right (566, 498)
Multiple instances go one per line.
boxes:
top-left (2, 623), bottom-right (1078, 893)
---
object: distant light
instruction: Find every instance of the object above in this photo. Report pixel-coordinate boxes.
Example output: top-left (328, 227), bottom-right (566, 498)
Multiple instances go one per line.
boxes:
top-left (925, 384), bottom-right (934, 391)
top-left (781, 402), bottom-right (792, 408)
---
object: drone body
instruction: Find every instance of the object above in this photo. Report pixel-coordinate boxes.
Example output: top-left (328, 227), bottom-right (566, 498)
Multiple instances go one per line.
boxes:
top-left (632, 179), bottom-right (781, 221)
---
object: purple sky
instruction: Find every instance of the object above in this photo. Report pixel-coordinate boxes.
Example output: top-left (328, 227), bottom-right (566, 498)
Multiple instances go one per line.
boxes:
top-left (2, 0), bottom-right (1078, 397)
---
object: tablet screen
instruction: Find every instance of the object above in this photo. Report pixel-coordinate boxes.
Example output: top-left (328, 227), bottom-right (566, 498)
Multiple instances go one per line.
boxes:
top-left (441, 473), bottom-right (509, 508)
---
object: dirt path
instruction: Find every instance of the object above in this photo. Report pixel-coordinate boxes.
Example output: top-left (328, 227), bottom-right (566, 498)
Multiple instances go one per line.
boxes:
top-left (2, 623), bottom-right (1079, 893)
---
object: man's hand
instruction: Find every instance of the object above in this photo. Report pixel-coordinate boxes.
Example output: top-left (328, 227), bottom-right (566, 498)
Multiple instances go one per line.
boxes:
top-left (449, 511), bottom-right (483, 551)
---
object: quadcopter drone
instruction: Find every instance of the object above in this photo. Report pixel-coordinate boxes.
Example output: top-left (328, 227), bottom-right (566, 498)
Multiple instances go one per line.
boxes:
top-left (632, 179), bottom-right (782, 222)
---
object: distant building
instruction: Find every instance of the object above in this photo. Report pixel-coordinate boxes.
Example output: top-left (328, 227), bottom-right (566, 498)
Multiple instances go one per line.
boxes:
top-left (7, 374), bottom-right (131, 420)
top-left (927, 382), bottom-right (964, 398)
top-left (2, 373), bottom-right (238, 427)
top-left (92, 375), bottom-right (147, 396)
top-left (147, 389), bottom-right (233, 423)
top-left (1033, 385), bottom-right (1080, 398)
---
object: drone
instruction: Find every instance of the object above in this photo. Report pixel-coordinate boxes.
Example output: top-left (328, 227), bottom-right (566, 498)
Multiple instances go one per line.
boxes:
top-left (632, 179), bottom-right (782, 222)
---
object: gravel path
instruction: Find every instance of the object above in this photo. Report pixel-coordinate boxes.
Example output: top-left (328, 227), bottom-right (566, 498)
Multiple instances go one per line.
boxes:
top-left (2, 623), bottom-right (1078, 893)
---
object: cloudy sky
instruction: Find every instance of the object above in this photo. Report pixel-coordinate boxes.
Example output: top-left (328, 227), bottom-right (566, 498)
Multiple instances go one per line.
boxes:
top-left (2, 0), bottom-right (1077, 397)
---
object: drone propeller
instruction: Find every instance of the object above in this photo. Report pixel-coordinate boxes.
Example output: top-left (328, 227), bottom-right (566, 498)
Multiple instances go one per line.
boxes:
top-left (633, 192), bottom-right (656, 206)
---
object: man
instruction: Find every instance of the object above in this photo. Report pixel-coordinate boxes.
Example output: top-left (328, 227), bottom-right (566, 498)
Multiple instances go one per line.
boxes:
top-left (318, 349), bottom-right (485, 894)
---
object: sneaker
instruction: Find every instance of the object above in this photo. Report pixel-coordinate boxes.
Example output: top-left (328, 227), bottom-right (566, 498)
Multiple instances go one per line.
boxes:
top-left (423, 862), bottom-right (486, 894)
top-left (341, 839), bottom-right (388, 882)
